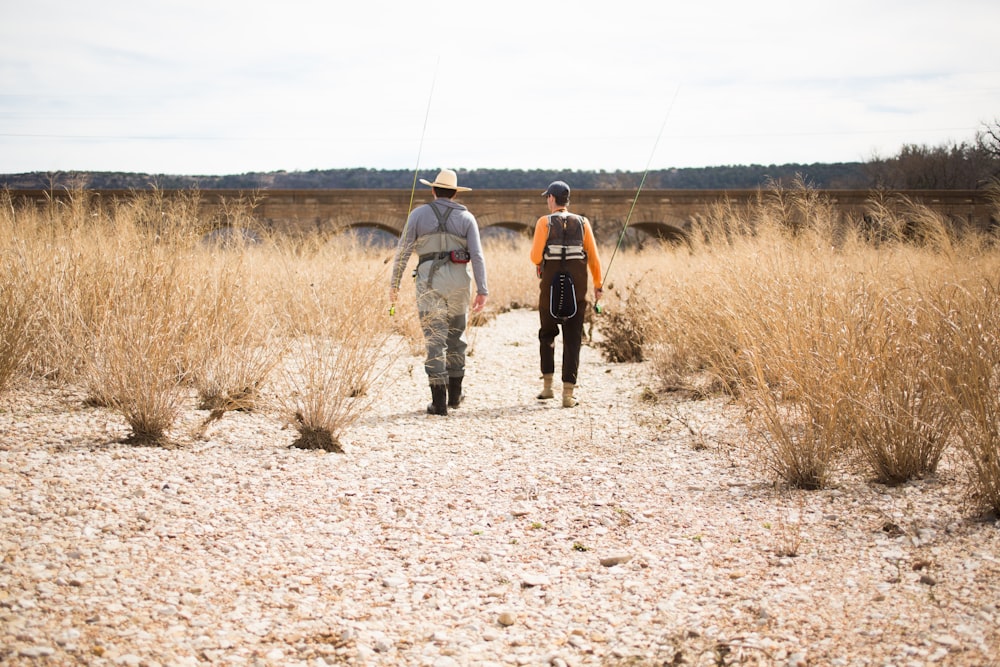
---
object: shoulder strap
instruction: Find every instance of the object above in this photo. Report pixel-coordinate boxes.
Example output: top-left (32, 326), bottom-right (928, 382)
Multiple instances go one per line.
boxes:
top-left (428, 201), bottom-right (454, 233)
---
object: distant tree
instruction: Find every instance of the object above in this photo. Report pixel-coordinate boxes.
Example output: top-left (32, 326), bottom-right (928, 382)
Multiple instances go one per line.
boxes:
top-left (864, 137), bottom-right (999, 190)
top-left (976, 119), bottom-right (1000, 160)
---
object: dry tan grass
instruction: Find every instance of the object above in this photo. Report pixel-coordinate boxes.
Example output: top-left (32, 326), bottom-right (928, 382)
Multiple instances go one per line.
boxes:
top-left (267, 237), bottom-right (401, 452)
top-left (0, 191), bottom-right (402, 447)
top-left (0, 234), bottom-right (37, 393)
top-left (479, 237), bottom-right (539, 312)
top-left (593, 182), bottom-right (1000, 504)
top-left (927, 278), bottom-right (1000, 515)
top-left (3, 186), bottom-right (1000, 512)
top-left (183, 254), bottom-right (281, 418)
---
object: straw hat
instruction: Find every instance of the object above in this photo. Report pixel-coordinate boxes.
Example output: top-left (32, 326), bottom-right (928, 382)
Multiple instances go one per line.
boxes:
top-left (419, 169), bottom-right (471, 192)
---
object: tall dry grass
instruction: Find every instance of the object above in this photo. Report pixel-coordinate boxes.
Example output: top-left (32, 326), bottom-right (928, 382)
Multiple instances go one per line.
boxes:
top-left (0, 230), bottom-right (37, 393)
top-left (595, 181), bottom-right (1000, 501)
top-left (480, 236), bottom-right (539, 312)
top-left (267, 234), bottom-right (400, 452)
top-left (928, 279), bottom-right (1000, 516)
top-left (181, 252), bottom-right (281, 438)
top-left (4, 184), bottom-right (1000, 505)
top-left (0, 189), bottom-right (400, 448)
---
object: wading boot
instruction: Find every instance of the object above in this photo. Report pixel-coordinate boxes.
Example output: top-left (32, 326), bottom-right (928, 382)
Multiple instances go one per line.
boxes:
top-left (537, 373), bottom-right (554, 400)
top-left (427, 384), bottom-right (448, 416)
top-left (447, 376), bottom-right (464, 409)
top-left (562, 382), bottom-right (578, 408)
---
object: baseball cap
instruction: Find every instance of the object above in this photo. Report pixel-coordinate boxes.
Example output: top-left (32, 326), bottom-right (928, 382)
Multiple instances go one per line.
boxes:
top-left (541, 181), bottom-right (570, 198)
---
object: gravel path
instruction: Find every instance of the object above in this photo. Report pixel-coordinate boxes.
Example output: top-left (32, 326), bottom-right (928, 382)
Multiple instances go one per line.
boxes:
top-left (2, 308), bottom-right (999, 666)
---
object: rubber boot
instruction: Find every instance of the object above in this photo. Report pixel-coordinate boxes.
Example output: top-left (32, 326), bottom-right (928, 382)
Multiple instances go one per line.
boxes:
top-left (447, 376), bottom-right (464, 409)
top-left (537, 373), bottom-right (554, 400)
top-left (562, 382), bottom-right (578, 408)
top-left (427, 384), bottom-right (448, 415)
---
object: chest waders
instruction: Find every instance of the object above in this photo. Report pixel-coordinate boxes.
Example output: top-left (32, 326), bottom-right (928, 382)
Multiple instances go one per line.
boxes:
top-left (543, 213), bottom-right (587, 323)
top-left (538, 213), bottom-right (589, 405)
top-left (417, 202), bottom-right (456, 289)
top-left (414, 201), bottom-right (472, 415)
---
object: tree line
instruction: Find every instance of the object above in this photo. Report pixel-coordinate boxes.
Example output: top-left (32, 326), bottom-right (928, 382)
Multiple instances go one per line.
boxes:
top-left (0, 163), bottom-right (871, 191)
top-left (4, 122), bottom-right (997, 191)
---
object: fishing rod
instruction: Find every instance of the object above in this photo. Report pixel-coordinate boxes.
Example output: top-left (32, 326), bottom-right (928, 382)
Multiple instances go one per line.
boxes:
top-left (595, 87), bottom-right (680, 314)
top-left (389, 58), bottom-right (440, 317)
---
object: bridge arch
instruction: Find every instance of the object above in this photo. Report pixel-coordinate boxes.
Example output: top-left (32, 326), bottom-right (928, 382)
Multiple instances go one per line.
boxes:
top-left (480, 220), bottom-right (534, 243)
top-left (339, 219), bottom-right (403, 236)
top-left (628, 221), bottom-right (690, 245)
top-left (335, 220), bottom-right (403, 248)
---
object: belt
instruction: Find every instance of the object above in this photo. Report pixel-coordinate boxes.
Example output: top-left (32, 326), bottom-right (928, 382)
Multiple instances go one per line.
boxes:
top-left (418, 252), bottom-right (451, 264)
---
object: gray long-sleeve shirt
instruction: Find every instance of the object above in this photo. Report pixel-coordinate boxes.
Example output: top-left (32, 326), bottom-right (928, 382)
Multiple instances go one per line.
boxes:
top-left (390, 198), bottom-right (489, 296)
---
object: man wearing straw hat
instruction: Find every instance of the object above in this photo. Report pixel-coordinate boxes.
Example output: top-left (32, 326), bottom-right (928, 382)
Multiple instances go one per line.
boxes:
top-left (390, 169), bottom-right (489, 415)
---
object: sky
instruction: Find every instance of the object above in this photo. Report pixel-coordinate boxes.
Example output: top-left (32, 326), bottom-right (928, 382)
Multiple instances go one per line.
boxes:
top-left (1, 0), bottom-right (998, 176)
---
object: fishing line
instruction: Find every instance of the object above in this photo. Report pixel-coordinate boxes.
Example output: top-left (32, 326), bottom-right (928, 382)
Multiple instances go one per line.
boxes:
top-left (389, 57), bottom-right (440, 316)
top-left (598, 86), bottom-right (681, 309)
top-left (405, 56), bottom-right (440, 220)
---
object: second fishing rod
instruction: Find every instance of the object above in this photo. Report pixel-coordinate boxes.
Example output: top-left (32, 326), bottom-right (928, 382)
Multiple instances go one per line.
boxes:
top-left (593, 88), bottom-right (680, 315)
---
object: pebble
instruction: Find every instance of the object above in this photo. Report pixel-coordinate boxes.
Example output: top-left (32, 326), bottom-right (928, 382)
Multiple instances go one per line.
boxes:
top-left (520, 573), bottom-right (550, 587)
top-left (600, 553), bottom-right (633, 567)
top-left (497, 611), bottom-right (517, 627)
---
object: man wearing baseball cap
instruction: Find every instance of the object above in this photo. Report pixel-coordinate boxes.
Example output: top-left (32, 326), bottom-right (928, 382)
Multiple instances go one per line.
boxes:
top-left (530, 180), bottom-right (603, 407)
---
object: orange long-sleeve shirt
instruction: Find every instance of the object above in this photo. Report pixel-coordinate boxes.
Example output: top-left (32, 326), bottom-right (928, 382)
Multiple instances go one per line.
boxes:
top-left (530, 209), bottom-right (603, 290)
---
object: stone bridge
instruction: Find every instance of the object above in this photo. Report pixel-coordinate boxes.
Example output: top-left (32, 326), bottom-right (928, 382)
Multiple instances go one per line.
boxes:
top-left (10, 188), bottom-right (997, 243)
top-left (242, 189), bottom-right (997, 243)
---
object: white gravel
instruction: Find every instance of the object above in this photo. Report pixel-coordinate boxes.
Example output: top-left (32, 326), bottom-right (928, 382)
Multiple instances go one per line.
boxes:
top-left (2, 308), bottom-right (999, 666)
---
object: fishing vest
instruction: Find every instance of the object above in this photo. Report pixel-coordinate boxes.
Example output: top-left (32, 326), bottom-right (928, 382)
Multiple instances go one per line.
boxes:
top-left (542, 213), bottom-right (587, 263)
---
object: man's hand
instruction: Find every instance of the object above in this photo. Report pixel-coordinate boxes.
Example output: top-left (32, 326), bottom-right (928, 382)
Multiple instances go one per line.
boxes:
top-left (472, 294), bottom-right (488, 313)
top-left (594, 287), bottom-right (603, 302)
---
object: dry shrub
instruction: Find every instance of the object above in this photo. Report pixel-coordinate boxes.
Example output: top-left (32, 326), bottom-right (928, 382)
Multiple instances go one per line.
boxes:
top-left (0, 246), bottom-right (36, 392)
top-left (4, 190), bottom-right (514, 451)
top-left (183, 253), bottom-right (281, 415)
top-left (626, 249), bottom-right (747, 395)
top-left (82, 251), bottom-right (195, 445)
top-left (929, 279), bottom-right (1000, 516)
top-left (742, 348), bottom-right (846, 490)
top-left (737, 253), bottom-right (961, 488)
top-left (272, 238), bottom-right (400, 452)
top-left (841, 288), bottom-right (955, 484)
top-left (2, 190), bottom-right (96, 380)
top-left (769, 490), bottom-right (806, 557)
top-left (594, 278), bottom-right (650, 363)
top-left (110, 187), bottom-right (208, 246)
top-left (0, 193), bottom-right (165, 428)
top-left (3, 190), bottom-right (278, 446)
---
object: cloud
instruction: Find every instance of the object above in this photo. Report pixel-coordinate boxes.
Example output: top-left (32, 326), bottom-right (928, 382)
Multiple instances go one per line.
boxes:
top-left (2, 0), bottom-right (998, 174)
